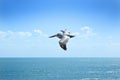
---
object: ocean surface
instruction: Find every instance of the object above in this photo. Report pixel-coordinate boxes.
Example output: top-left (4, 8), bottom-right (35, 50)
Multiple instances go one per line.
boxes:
top-left (0, 58), bottom-right (120, 80)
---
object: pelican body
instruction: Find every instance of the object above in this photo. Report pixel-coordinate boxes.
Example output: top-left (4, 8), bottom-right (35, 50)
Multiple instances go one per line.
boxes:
top-left (49, 29), bottom-right (75, 50)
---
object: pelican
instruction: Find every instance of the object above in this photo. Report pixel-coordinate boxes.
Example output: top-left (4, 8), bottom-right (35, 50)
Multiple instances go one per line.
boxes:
top-left (49, 29), bottom-right (75, 50)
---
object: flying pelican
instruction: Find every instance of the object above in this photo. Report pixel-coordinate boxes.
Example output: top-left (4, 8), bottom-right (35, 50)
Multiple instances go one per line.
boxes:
top-left (49, 29), bottom-right (75, 50)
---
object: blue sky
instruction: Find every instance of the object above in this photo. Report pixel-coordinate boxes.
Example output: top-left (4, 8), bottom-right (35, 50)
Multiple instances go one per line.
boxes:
top-left (0, 0), bottom-right (120, 57)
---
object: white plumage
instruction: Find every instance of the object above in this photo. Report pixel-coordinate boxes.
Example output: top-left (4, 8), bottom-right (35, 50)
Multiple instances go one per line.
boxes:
top-left (49, 29), bottom-right (75, 50)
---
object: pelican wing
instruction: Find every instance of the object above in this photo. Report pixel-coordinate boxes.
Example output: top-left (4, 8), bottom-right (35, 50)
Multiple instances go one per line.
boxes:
top-left (49, 34), bottom-right (56, 38)
top-left (68, 35), bottom-right (75, 38)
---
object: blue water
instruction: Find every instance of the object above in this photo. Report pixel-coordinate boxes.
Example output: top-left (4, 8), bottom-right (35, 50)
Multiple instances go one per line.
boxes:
top-left (0, 58), bottom-right (120, 80)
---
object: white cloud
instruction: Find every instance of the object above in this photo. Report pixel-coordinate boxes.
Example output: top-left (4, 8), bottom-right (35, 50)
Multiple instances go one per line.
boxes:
top-left (0, 30), bottom-right (32, 40)
top-left (33, 29), bottom-right (48, 37)
top-left (0, 29), bottom-right (48, 40)
top-left (72, 32), bottom-right (80, 35)
top-left (0, 27), bottom-right (96, 40)
top-left (81, 26), bottom-right (91, 31)
top-left (7, 31), bottom-right (14, 35)
top-left (79, 26), bottom-right (97, 39)
top-left (0, 31), bottom-right (8, 39)
top-left (17, 32), bottom-right (32, 37)
top-left (33, 29), bottom-right (42, 34)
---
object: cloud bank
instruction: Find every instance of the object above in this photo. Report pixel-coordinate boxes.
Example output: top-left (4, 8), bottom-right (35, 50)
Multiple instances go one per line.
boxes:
top-left (0, 29), bottom-right (48, 40)
top-left (0, 26), bottom-right (98, 40)
top-left (73, 26), bottom-right (97, 39)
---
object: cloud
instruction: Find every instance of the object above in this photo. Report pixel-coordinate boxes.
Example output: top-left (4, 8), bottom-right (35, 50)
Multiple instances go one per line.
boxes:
top-left (33, 29), bottom-right (42, 34)
top-left (0, 27), bottom-right (96, 40)
top-left (0, 30), bottom-right (32, 40)
top-left (17, 32), bottom-right (32, 37)
top-left (0, 29), bottom-right (48, 40)
top-left (81, 26), bottom-right (91, 31)
top-left (0, 31), bottom-right (8, 39)
top-left (33, 29), bottom-right (48, 37)
top-left (72, 32), bottom-right (80, 36)
top-left (79, 26), bottom-right (97, 39)
top-left (9, 31), bottom-right (32, 39)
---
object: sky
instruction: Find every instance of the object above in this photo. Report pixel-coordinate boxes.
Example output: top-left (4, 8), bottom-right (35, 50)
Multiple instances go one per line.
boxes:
top-left (0, 0), bottom-right (120, 57)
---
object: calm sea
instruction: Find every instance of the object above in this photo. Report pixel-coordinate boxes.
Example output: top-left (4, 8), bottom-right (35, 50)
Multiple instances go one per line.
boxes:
top-left (0, 58), bottom-right (120, 80)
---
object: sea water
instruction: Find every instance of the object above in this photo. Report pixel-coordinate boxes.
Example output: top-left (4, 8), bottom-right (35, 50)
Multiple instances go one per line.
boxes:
top-left (0, 58), bottom-right (120, 80)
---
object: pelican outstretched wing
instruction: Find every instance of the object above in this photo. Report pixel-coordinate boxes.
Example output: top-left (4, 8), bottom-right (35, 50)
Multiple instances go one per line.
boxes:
top-left (49, 34), bottom-right (56, 38)
top-left (68, 35), bottom-right (75, 38)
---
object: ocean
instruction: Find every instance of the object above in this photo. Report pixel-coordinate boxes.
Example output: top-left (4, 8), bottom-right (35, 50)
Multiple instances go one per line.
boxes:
top-left (0, 58), bottom-right (120, 80)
